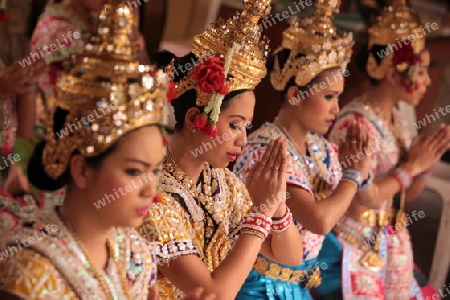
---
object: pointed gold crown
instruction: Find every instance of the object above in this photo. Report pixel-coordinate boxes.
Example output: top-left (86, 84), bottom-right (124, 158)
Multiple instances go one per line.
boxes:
top-left (172, 0), bottom-right (271, 106)
top-left (42, 0), bottom-right (170, 179)
top-left (366, 0), bottom-right (425, 79)
top-left (270, 0), bottom-right (354, 91)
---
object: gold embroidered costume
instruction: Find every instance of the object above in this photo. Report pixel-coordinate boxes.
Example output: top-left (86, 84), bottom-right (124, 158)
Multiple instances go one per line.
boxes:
top-left (140, 162), bottom-right (252, 299)
top-left (138, 0), bottom-right (271, 298)
top-left (0, 207), bottom-right (158, 300)
top-left (0, 0), bottom-right (170, 298)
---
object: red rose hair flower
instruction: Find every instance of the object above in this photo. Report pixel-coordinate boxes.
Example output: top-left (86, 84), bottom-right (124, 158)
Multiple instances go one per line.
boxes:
top-left (392, 43), bottom-right (422, 94)
top-left (392, 43), bottom-right (421, 68)
top-left (194, 114), bottom-right (208, 129)
top-left (193, 114), bottom-right (218, 138)
top-left (192, 57), bottom-right (229, 95)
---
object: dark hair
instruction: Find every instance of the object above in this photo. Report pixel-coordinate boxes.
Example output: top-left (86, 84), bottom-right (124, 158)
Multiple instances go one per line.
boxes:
top-left (27, 0), bottom-right (64, 38)
top-left (267, 48), bottom-right (340, 102)
top-left (356, 43), bottom-right (415, 86)
top-left (152, 50), bottom-right (250, 131)
top-left (27, 107), bottom-right (118, 191)
top-left (356, 44), bottom-right (388, 86)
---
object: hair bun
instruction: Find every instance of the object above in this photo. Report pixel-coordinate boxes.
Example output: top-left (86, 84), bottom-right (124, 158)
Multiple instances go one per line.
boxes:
top-left (151, 50), bottom-right (177, 71)
top-left (27, 140), bottom-right (68, 192)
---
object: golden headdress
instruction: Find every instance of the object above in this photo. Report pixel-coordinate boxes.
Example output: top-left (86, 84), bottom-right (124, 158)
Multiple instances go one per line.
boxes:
top-left (168, 0), bottom-right (271, 136)
top-left (42, 0), bottom-right (170, 179)
top-left (366, 0), bottom-right (424, 81)
top-left (270, 0), bottom-right (354, 91)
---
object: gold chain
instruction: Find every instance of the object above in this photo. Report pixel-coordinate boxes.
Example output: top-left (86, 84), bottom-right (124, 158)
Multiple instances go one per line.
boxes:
top-left (164, 153), bottom-right (219, 240)
top-left (59, 207), bottom-right (130, 299)
top-left (333, 225), bottom-right (370, 251)
top-left (333, 224), bottom-right (385, 272)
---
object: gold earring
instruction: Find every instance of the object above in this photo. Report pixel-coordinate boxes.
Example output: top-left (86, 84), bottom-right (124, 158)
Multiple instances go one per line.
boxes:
top-left (192, 128), bottom-right (197, 133)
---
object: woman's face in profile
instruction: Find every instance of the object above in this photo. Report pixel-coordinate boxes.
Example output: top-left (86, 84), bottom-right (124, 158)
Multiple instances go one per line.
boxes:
top-left (196, 91), bottom-right (255, 168)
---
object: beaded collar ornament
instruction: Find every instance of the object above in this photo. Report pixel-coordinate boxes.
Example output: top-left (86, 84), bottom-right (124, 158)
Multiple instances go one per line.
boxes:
top-left (167, 0), bottom-right (272, 137)
top-left (270, 0), bottom-right (354, 90)
top-left (366, 0), bottom-right (424, 93)
top-left (42, 0), bottom-right (171, 179)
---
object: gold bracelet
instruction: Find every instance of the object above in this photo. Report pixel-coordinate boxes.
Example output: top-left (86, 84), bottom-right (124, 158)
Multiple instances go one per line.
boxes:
top-left (340, 178), bottom-right (358, 191)
top-left (240, 228), bottom-right (266, 241)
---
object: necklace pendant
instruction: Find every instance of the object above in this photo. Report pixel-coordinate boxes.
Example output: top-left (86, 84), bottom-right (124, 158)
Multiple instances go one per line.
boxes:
top-left (359, 250), bottom-right (385, 272)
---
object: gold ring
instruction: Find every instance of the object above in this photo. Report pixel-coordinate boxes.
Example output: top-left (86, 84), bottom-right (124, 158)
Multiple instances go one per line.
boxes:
top-left (274, 167), bottom-right (279, 170)
top-left (350, 140), bottom-right (357, 144)
top-left (261, 163), bottom-right (267, 166)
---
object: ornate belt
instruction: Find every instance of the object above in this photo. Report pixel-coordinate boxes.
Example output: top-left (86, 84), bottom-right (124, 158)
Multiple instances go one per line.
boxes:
top-left (356, 210), bottom-right (393, 227)
top-left (253, 256), bottom-right (322, 288)
top-left (333, 224), bottom-right (385, 272)
top-left (357, 209), bottom-right (406, 229)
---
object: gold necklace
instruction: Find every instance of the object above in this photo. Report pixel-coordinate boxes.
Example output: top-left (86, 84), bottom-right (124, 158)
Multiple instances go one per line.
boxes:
top-left (164, 153), bottom-right (229, 271)
top-left (164, 153), bottom-right (219, 239)
top-left (58, 207), bottom-right (131, 299)
top-left (333, 224), bottom-right (385, 272)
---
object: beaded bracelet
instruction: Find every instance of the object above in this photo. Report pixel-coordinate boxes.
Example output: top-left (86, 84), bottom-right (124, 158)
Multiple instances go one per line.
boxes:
top-left (390, 166), bottom-right (412, 190)
top-left (240, 212), bottom-right (272, 241)
top-left (271, 207), bottom-right (292, 234)
top-left (342, 168), bottom-right (365, 189)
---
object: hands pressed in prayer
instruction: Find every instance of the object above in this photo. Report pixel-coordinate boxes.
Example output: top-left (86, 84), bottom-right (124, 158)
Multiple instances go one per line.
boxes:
top-left (245, 136), bottom-right (288, 218)
top-left (405, 123), bottom-right (450, 176)
top-left (338, 119), bottom-right (373, 179)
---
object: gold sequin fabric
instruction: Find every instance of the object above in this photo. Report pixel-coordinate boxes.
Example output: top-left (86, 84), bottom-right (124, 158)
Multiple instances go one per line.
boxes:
top-left (0, 206), bottom-right (158, 299)
top-left (138, 165), bottom-right (251, 299)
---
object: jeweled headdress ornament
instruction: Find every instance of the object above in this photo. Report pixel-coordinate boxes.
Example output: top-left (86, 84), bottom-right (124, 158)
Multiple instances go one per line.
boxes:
top-left (42, 0), bottom-right (171, 179)
top-left (168, 0), bottom-right (271, 136)
top-left (270, 0), bottom-right (354, 90)
top-left (366, 0), bottom-right (424, 90)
